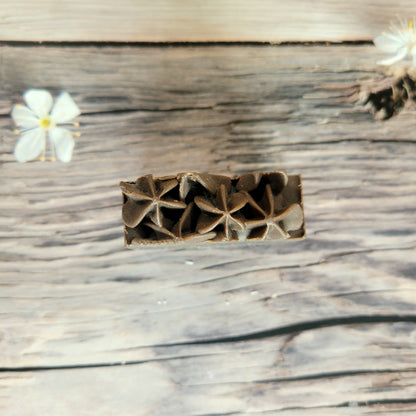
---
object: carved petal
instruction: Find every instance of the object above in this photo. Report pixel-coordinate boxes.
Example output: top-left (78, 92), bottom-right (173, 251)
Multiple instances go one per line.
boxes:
top-left (148, 205), bottom-right (164, 228)
top-left (196, 213), bottom-right (224, 234)
top-left (263, 223), bottom-right (289, 240)
top-left (173, 202), bottom-right (195, 238)
top-left (228, 212), bottom-right (246, 232)
top-left (135, 175), bottom-right (156, 197)
top-left (194, 196), bottom-right (223, 215)
top-left (156, 178), bottom-right (179, 197)
top-left (200, 173), bottom-right (231, 194)
top-left (120, 182), bottom-right (152, 201)
top-left (182, 232), bottom-right (217, 243)
top-left (122, 199), bottom-right (154, 228)
top-left (178, 173), bottom-right (231, 199)
top-left (266, 170), bottom-right (289, 193)
top-left (159, 199), bottom-right (187, 209)
top-left (245, 217), bottom-right (268, 230)
top-left (228, 192), bottom-right (248, 213)
top-left (243, 191), bottom-right (267, 218)
top-left (144, 222), bottom-right (176, 240)
top-left (247, 223), bottom-right (287, 240)
top-left (216, 184), bottom-right (229, 211)
top-left (236, 171), bottom-right (263, 192)
top-left (278, 204), bottom-right (304, 232)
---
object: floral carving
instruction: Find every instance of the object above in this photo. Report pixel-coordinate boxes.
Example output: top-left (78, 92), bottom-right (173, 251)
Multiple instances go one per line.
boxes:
top-left (194, 184), bottom-right (248, 241)
top-left (120, 175), bottom-right (186, 228)
top-left (120, 170), bottom-right (304, 246)
top-left (245, 184), bottom-right (304, 240)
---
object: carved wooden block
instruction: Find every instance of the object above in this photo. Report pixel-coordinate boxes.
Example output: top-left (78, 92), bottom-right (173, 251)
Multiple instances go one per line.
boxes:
top-left (120, 170), bottom-right (305, 246)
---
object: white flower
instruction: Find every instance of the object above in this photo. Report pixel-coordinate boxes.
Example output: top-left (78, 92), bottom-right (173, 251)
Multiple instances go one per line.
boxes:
top-left (374, 18), bottom-right (416, 66)
top-left (12, 89), bottom-right (81, 162)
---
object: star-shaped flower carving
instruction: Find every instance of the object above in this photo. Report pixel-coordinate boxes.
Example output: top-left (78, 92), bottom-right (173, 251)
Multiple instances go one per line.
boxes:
top-left (194, 184), bottom-right (248, 241)
top-left (245, 184), bottom-right (304, 240)
top-left (120, 175), bottom-right (186, 228)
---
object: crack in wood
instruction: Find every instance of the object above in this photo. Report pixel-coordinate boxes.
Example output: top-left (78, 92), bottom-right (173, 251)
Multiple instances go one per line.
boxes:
top-left (0, 41), bottom-right (375, 48)
top-left (1, 316), bottom-right (415, 373)
top-left (0, 353), bottom-right (210, 373)
top-left (81, 105), bottom-right (216, 116)
top-left (153, 315), bottom-right (416, 347)
top-left (253, 368), bottom-right (416, 384)
top-left (194, 397), bottom-right (416, 415)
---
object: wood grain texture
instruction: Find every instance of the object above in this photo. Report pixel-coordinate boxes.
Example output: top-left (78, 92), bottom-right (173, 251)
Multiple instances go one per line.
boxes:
top-left (1, 0), bottom-right (416, 42)
top-left (1, 44), bottom-right (416, 415)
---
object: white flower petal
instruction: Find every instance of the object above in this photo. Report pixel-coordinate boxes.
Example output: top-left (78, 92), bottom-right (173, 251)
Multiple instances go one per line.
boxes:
top-left (411, 48), bottom-right (416, 66)
top-left (14, 128), bottom-right (45, 163)
top-left (23, 89), bottom-right (53, 118)
top-left (374, 33), bottom-right (404, 53)
top-left (377, 46), bottom-right (408, 65)
top-left (50, 92), bottom-right (81, 123)
top-left (11, 104), bottom-right (39, 129)
top-left (49, 127), bottom-right (74, 162)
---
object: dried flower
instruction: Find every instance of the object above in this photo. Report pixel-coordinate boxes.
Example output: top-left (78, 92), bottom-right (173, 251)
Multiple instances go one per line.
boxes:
top-left (12, 89), bottom-right (81, 162)
top-left (374, 18), bottom-right (416, 66)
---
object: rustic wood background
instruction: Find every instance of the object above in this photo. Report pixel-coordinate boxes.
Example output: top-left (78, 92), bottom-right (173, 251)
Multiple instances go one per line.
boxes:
top-left (1, 2), bottom-right (416, 415)
top-left (1, 0), bottom-right (416, 42)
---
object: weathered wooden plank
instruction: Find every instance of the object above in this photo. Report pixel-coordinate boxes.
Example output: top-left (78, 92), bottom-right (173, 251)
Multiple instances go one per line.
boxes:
top-left (0, 0), bottom-right (416, 42)
top-left (1, 45), bottom-right (416, 414)
top-left (1, 325), bottom-right (416, 414)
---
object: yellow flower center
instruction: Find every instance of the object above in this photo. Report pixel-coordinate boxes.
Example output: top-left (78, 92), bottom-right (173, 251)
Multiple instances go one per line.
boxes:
top-left (39, 116), bottom-right (51, 129)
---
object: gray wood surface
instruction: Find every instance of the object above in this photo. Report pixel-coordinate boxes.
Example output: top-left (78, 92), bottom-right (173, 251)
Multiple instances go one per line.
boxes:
top-left (0, 0), bottom-right (416, 42)
top-left (1, 44), bottom-right (416, 415)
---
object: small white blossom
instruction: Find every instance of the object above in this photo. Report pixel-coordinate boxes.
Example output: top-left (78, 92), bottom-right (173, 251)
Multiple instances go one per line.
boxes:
top-left (374, 18), bottom-right (416, 66)
top-left (12, 89), bottom-right (81, 162)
